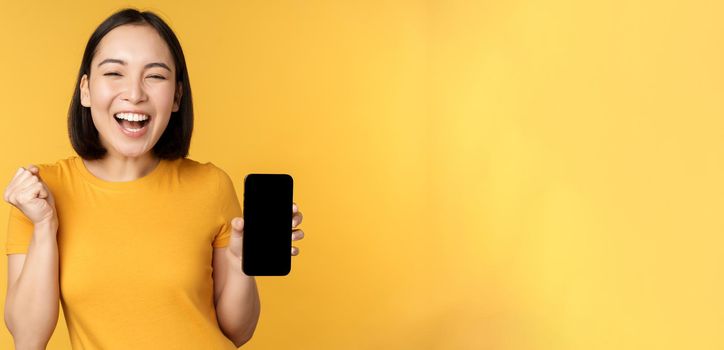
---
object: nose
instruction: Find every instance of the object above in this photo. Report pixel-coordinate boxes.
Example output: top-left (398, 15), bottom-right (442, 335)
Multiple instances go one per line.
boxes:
top-left (121, 76), bottom-right (148, 104)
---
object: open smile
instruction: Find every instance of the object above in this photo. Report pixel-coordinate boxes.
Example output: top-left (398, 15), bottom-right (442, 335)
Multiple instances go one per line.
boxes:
top-left (113, 112), bottom-right (151, 138)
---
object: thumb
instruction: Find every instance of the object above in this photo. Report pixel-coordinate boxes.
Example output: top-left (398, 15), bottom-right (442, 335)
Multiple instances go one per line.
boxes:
top-left (231, 218), bottom-right (244, 236)
top-left (28, 166), bottom-right (41, 180)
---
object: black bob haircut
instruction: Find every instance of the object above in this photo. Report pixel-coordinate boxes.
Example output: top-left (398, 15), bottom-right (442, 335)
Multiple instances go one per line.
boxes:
top-left (68, 8), bottom-right (193, 160)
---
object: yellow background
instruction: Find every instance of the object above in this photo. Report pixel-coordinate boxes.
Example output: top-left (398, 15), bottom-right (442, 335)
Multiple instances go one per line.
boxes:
top-left (1, 0), bottom-right (723, 349)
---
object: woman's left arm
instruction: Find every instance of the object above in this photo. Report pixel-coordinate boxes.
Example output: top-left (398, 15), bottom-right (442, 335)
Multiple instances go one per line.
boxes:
top-left (215, 254), bottom-right (260, 347)
top-left (214, 202), bottom-right (304, 347)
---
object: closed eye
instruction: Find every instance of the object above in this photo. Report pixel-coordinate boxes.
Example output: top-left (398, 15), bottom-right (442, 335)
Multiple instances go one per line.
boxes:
top-left (102, 72), bottom-right (166, 79)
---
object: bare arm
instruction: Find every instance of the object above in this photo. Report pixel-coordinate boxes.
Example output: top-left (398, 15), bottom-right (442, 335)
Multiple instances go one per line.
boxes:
top-left (213, 248), bottom-right (261, 347)
top-left (4, 220), bottom-right (60, 350)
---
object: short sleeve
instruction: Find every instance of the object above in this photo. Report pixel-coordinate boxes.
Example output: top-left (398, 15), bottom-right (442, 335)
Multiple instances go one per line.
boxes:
top-left (6, 205), bottom-right (34, 255)
top-left (212, 167), bottom-right (243, 248)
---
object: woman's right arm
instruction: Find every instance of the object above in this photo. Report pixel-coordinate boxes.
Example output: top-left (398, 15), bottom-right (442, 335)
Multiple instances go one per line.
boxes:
top-left (3, 165), bottom-right (60, 349)
top-left (5, 220), bottom-right (59, 350)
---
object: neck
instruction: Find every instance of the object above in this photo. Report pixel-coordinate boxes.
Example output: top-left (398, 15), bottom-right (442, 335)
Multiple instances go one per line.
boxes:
top-left (83, 153), bottom-right (161, 182)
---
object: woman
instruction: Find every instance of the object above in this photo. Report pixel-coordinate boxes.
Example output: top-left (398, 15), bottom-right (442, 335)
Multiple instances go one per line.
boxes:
top-left (2, 8), bottom-right (304, 349)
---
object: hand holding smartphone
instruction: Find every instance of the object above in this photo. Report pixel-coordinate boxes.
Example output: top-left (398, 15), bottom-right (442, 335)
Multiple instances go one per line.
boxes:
top-left (242, 174), bottom-right (294, 276)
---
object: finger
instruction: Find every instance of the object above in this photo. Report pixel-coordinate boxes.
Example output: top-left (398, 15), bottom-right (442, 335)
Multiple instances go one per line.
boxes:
top-left (28, 166), bottom-right (44, 182)
top-left (291, 246), bottom-right (299, 256)
top-left (25, 165), bottom-right (39, 180)
top-left (3, 168), bottom-right (24, 201)
top-left (13, 169), bottom-right (35, 191)
top-left (292, 211), bottom-right (303, 227)
top-left (11, 167), bottom-right (23, 180)
top-left (37, 183), bottom-right (48, 199)
top-left (292, 229), bottom-right (304, 241)
top-left (292, 202), bottom-right (298, 214)
top-left (18, 173), bottom-right (40, 191)
top-left (5, 173), bottom-right (21, 204)
top-left (12, 168), bottom-right (33, 187)
top-left (18, 182), bottom-right (43, 203)
top-left (10, 174), bottom-right (40, 203)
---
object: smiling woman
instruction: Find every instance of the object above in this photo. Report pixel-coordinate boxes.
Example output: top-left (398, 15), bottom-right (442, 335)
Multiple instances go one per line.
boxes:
top-left (68, 10), bottom-right (192, 177)
top-left (3, 7), bottom-right (265, 350)
top-left (91, 54), bottom-right (175, 140)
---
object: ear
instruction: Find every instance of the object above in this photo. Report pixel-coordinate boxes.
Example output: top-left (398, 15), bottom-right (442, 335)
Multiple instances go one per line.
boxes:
top-left (80, 74), bottom-right (91, 108)
top-left (172, 82), bottom-right (183, 112)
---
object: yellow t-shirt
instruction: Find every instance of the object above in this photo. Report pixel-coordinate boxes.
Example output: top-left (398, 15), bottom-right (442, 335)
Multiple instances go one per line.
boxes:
top-left (5, 155), bottom-right (242, 349)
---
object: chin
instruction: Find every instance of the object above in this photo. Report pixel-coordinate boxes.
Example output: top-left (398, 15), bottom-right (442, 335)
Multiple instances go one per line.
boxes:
top-left (115, 147), bottom-right (149, 158)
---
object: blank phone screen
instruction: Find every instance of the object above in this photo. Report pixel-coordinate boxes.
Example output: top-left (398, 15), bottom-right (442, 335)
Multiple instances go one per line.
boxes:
top-left (242, 174), bottom-right (294, 276)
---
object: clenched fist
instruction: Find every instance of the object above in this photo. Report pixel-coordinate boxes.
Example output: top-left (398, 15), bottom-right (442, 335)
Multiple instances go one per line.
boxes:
top-left (3, 165), bottom-right (58, 229)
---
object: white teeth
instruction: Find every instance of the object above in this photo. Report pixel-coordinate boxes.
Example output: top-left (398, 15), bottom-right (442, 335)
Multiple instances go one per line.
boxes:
top-left (114, 112), bottom-right (149, 122)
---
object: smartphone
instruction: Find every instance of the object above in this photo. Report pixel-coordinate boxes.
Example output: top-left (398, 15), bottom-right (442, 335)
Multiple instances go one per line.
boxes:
top-left (242, 173), bottom-right (294, 276)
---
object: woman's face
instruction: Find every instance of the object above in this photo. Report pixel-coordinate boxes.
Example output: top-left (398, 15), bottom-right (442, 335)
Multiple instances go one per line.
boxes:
top-left (79, 23), bottom-right (182, 159)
